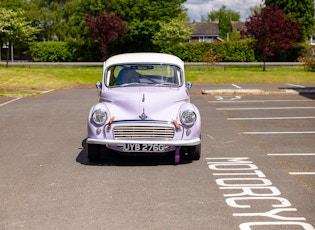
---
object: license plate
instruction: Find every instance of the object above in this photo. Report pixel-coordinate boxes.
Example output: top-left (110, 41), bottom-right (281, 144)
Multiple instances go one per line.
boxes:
top-left (123, 143), bottom-right (165, 152)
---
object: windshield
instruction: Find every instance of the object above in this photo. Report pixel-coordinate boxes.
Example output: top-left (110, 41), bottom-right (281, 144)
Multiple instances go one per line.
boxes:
top-left (105, 64), bottom-right (182, 87)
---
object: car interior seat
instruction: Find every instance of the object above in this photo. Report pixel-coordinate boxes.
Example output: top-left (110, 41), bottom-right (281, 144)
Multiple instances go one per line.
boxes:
top-left (116, 68), bottom-right (139, 85)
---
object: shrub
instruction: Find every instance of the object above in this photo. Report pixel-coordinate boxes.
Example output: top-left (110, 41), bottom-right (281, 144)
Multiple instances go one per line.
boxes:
top-left (29, 41), bottom-right (77, 62)
top-left (298, 56), bottom-right (315, 72)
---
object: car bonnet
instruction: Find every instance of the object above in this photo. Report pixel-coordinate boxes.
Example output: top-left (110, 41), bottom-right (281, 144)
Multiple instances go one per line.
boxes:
top-left (101, 86), bottom-right (189, 122)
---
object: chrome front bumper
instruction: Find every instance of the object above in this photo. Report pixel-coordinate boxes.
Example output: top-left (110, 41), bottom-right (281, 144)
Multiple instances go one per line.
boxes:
top-left (86, 138), bottom-right (201, 146)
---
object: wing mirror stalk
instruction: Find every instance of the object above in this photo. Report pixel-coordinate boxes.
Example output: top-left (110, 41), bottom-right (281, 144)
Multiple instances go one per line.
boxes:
top-left (186, 81), bottom-right (192, 90)
top-left (96, 81), bottom-right (102, 101)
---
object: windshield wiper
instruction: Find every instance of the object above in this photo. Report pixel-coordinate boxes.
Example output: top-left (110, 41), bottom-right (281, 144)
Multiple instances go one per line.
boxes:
top-left (154, 83), bottom-right (175, 87)
top-left (120, 82), bottom-right (141, 87)
top-left (120, 82), bottom-right (157, 87)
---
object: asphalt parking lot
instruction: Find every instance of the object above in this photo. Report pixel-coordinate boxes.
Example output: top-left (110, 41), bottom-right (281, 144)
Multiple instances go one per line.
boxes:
top-left (0, 84), bottom-right (314, 229)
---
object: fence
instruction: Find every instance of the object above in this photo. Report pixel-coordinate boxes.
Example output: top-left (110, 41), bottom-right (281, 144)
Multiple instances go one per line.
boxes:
top-left (0, 61), bottom-right (305, 68)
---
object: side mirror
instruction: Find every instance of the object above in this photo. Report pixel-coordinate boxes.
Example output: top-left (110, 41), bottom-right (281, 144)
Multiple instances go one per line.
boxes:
top-left (186, 81), bottom-right (192, 90)
top-left (96, 81), bottom-right (102, 100)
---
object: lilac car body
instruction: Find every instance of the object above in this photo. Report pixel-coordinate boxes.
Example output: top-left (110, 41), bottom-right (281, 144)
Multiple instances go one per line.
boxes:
top-left (87, 53), bottom-right (201, 163)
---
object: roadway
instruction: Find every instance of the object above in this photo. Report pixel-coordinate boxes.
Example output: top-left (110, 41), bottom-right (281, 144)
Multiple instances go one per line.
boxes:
top-left (0, 84), bottom-right (314, 229)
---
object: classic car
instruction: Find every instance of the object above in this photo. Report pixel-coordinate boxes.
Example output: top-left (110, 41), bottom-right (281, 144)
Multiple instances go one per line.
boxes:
top-left (87, 52), bottom-right (201, 163)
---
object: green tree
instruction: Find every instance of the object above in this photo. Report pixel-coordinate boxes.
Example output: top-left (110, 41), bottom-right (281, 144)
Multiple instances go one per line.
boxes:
top-left (0, 8), bottom-right (40, 66)
top-left (105, 0), bottom-right (186, 52)
top-left (61, 0), bottom-right (108, 40)
top-left (229, 30), bottom-right (241, 41)
top-left (32, 0), bottom-right (72, 41)
top-left (0, 0), bottom-right (95, 41)
top-left (207, 5), bottom-right (240, 40)
top-left (0, 0), bottom-right (69, 41)
top-left (152, 18), bottom-right (192, 48)
top-left (0, 0), bottom-right (188, 59)
top-left (0, 0), bottom-right (23, 9)
top-left (264, 0), bottom-right (315, 38)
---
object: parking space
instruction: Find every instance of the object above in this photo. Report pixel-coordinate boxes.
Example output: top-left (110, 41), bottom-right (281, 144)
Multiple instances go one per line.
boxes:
top-left (208, 93), bottom-right (315, 193)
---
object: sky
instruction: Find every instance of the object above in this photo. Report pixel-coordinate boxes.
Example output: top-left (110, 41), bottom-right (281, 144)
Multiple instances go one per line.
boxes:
top-left (183, 0), bottom-right (264, 21)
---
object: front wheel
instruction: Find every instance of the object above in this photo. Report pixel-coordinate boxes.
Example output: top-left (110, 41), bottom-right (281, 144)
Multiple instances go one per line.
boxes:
top-left (187, 143), bottom-right (201, 160)
top-left (87, 144), bottom-right (101, 162)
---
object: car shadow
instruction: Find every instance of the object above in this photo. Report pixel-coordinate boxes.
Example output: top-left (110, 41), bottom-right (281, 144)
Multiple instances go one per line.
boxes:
top-left (76, 139), bottom-right (193, 166)
top-left (279, 86), bottom-right (315, 100)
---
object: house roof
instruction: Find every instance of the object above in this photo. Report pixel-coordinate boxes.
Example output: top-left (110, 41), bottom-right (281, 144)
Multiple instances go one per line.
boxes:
top-left (186, 22), bottom-right (219, 36)
top-left (231, 21), bottom-right (246, 32)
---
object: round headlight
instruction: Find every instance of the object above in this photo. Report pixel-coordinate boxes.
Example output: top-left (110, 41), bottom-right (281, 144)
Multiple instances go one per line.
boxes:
top-left (92, 109), bottom-right (107, 125)
top-left (180, 110), bottom-right (197, 126)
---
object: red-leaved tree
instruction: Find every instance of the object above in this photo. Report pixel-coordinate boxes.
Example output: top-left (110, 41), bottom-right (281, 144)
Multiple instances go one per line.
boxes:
top-left (85, 12), bottom-right (127, 60)
top-left (245, 5), bottom-right (302, 71)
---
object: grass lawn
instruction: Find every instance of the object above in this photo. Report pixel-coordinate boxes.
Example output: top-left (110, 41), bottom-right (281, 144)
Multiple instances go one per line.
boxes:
top-left (0, 65), bottom-right (314, 96)
top-left (185, 66), bottom-right (315, 84)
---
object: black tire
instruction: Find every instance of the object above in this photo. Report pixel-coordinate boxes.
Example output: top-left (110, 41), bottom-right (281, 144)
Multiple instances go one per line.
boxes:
top-left (88, 144), bottom-right (101, 162)
top-left (188, 143), bottom-right (201, 160)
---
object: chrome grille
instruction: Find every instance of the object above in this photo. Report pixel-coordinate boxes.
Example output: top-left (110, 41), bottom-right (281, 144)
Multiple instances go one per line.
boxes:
top-left (113, 125), bottom-right (174, 140)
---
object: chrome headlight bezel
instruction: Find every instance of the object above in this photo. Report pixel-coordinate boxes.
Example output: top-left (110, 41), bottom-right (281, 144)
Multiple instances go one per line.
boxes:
top-left (180, 110), bottom-right (197, 126)
top-left (92, 109), bottom-right (107, 125)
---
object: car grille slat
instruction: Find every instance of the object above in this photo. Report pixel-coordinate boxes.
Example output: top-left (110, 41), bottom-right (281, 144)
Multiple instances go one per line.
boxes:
top-left (113, 126), bottom-right (174, 140)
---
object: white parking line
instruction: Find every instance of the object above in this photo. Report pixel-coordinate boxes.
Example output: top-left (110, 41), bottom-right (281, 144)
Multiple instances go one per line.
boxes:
top-left (0, 98), bottom-right (22, 107)
top-left (268, 153), bottom-right (315, 156)
top-left (228, 116), bottom-right (315, 120)
top-left (289, 172), bottom-right (315, 175)
top-left (243, 131), bottom-right (315, 135)
top-left (217, 107), bottom-right (315, 110)
top-left (0, 90), bottom-right (54, 108)
top-left (232, 84), bottom-right (242, 89)
top-left (286, 83), bottom-right (306, 88)
top-left (42, 89), bottom-right (55, 94)
top-left (207, 134), bottom-right (214, 140)
top-left (209, 99), bottom-right (311, 103)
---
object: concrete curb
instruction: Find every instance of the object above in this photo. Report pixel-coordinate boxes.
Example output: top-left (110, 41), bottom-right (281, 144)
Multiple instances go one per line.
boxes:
top-left (201, 89), bottom-right (315, 95)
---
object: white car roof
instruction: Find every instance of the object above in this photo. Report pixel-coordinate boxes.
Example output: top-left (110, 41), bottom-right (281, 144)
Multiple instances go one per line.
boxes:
top-left (103, 53), bottom-right (184, 69)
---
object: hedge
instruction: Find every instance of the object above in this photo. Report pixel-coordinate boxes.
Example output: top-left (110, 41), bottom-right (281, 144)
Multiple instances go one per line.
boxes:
top-left (161, 40), bottom-right (256, 62)
top-left (28, 40), bottom-right (303, 62)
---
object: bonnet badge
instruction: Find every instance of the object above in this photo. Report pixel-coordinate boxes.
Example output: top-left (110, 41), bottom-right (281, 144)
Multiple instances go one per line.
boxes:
top-left (139, 108), bottom-right (148, 120)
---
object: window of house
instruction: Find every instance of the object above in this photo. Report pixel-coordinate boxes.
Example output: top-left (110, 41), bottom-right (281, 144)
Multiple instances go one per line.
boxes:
top-left (198, 36), bottom-right (214, 42)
